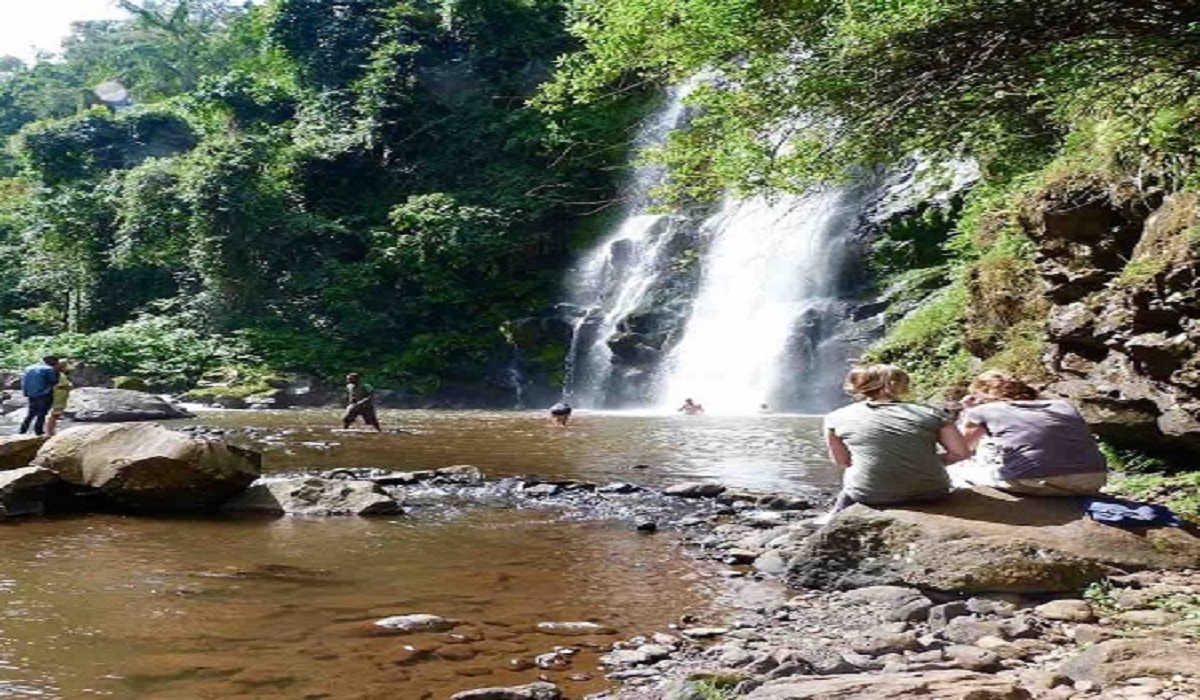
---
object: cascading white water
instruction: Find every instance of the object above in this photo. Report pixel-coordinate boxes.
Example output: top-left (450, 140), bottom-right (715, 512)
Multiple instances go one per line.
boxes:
top-left (563, 81), bottom-right (698, 406)
top-left (658, 190), bottom-right (861, 414)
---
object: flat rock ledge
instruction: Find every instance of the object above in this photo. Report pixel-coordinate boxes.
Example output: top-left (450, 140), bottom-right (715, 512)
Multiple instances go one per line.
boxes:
top-left (784, 488), bottom-right (1200, 593)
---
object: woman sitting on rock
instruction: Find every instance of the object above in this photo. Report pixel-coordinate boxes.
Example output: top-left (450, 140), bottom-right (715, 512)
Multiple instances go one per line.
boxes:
top-left (949, 370), bottom-right (1108, 496)
top-left (819, 364), bottom-right (970, 522)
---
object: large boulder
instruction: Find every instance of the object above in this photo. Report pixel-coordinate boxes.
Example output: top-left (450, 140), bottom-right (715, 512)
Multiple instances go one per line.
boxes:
top-left (0, 467), bottom-right (61, 517)
top-left (32, 423), bottom-right (260, 511)
top-left (1060, 639), bottom-right (1200, 686)
top-left (0, 435), bottom-right (48, 470)
top-left (743, 670), bottom-right (1031, 699)
top-left (69, 388), bottom-right (193, 422)
top-left (785, 488), bottom-right (1200, 594)
top-left (223, 478), bottom-right (402, 516)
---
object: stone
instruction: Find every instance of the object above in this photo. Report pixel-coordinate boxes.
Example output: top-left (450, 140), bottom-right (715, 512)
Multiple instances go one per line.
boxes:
top-left (0, 435), bottom-right (48, 470)
top-left (927, 601), bottom-right (972, 631)
top-left (753, 550), bottom-right (789, 576)
top-left (436, 465), bottom-right (485, 483)
top-left (840, 585), bottom-right (933, 623)
top-left (68, 388), bottom-right (192, 422)
top-left (449, 681), bottom-right (562, 700)
top-left (222, 478), bottom-right (402, 516)
top-left (600, 649), bottom-right (648, 666)
top-left (1060, 639), bottom-right (1200, 685)
top-left (534, 621), bottom-right (615, 636)
top-left (1036, 599), bottom-right (1096, 622)
top-left (0, 467), bottom-right (60, 517)
top-left (943, 645), bottom-right (1002, 672)
top-left (941, 617), bottom-right (1008, 645)
top-left (374, 614), bottom-right (457, 633)
top-left (681, 627), bottom-right (729, 639)
top-left (522, 483), bottom-right (561, 497)
top-left (785, 489), bottom-right (1200, 594)
top-left (598, 482), bottom-right (641, 494)
top-left (664, 482), bottom-right (726, 498)
top-left (32, 423), bottom-right (260, 511)
top-left (742, 669), bottom-right (1033, 699)
top-left (850, 631), bottom-right (921, 656)
top-left (1113, 609), bottom-right (1180, 626)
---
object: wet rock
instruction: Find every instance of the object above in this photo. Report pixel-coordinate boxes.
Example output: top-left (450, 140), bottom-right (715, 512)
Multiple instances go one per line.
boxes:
top-left (223, 478), bottom-right (402, 516)
top-left (635, 520), bottom-right (658, 532)
top-left (69, 388), bottom-right (192, 422)
top-left (723, 549), bottom-right (759, 565)
top-left (757, 495), bottom-right (811, 511)
top-left (598, 482), bottom-right (642, 494)
top-left (600, 649), bottom-right (649, 667)
top-left (522, 483), bottom-right (561, 497)
top-left (1035, 599), bottom-right (1095, 622)
top-left (0, 466), bottom-right (60, 517)
top-left (742, 669), bottom-right (1032, 699)
top-left (437, 465), bottom-right (485, 483)
top-left (449, 681), bottom-right (562, 700)
top-left (534, 651), bottom-right (572, 670)
top-left (534, 621), bottom-right (615, 636)
top-left (664, 482), bottom-right (726, 498)
top-left (785, 489), bottom-right (1200, 594)
top-left (0, 435), bottom-right (48, 470)
top-left (33, 423), bottom-right (259, 511)
top-left (1060, 639), bottom-right (1200, 686)
top-left (374, 614), bottom-right (457, 634)
top-left (681, 627), bottom-right (729, 639)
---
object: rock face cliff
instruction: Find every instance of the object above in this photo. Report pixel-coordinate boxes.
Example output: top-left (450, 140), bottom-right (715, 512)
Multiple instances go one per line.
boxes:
top-left (1022, 178), bottom-right (1200, 458)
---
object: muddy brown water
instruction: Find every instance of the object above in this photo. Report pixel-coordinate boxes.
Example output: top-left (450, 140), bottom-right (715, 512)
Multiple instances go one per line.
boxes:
top-left (0, 409), bottom-right (837, 699)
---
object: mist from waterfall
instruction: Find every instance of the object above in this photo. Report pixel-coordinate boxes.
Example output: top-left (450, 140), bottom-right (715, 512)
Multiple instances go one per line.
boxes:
top-left (658, 191), bottom-right (861, 414)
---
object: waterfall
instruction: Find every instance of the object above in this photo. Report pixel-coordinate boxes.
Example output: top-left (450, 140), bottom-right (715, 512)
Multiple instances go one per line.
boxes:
top-left (657, 191), bottom-right (863, 414)
top-left (562, 82), bottom-right (895, 414)
top-left (562, 81), bottom-right (698, 407)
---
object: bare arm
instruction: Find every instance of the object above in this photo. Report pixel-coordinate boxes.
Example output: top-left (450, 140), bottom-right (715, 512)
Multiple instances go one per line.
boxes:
top-left (826, 429), bottom-right (853, 469)
top-left (961, 421), bottom-right (987, 452)
top-left (938, 423), bottom-right (971, 464)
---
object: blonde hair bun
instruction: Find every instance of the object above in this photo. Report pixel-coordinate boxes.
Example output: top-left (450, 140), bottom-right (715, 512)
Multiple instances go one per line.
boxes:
top-left (844, 364), bottom-right (910, 401)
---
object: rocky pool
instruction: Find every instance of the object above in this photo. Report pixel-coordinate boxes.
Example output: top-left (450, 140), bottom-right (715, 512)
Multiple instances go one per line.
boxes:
top-left (0, 409), bottom-right (837, 699)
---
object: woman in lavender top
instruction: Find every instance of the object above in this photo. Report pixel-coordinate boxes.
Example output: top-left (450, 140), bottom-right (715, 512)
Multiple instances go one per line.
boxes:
top-left (951, 371), bottom-right (1108, 496)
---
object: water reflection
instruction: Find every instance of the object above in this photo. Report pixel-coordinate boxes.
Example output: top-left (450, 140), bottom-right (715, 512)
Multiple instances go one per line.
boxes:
top-left (186, 409), bottom-right (841, 494)
top-left (0, 411), bottom-right (838, 699)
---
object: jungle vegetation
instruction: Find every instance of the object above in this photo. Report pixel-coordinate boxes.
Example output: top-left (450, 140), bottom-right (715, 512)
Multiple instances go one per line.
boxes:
top-left (5, 0), bottom-right (1200, 400)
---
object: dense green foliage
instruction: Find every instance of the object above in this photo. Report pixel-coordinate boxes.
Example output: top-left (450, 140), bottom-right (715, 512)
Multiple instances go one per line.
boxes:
top-left (547, 0), bottom-right (1200, 395)
top-left (0, 0), bottom-right (647, 393)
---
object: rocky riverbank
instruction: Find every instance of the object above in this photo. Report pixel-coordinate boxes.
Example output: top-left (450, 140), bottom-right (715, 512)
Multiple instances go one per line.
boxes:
top-left (1, 426), bottom-right (1198, 700)
top-left (430, 486), bottom-right (1200, 700)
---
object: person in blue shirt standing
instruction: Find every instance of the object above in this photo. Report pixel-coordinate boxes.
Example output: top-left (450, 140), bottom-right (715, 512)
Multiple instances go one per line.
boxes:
top-left (20, 355), bottom-right (60, 436)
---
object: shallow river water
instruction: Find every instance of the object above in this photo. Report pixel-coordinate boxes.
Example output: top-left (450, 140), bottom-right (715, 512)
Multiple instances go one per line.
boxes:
top-left (0, 409), bottom-right (838, 699)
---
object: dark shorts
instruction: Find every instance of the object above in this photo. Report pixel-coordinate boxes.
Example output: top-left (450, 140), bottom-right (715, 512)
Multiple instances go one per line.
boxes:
top-left (549, 406), bottom-right (572, 416)
top-left (343, 402), bottom-right (379, 425)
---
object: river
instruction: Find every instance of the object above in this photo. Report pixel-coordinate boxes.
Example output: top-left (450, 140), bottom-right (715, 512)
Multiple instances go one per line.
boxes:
top-left (0, 409), bottom-right (838, 699)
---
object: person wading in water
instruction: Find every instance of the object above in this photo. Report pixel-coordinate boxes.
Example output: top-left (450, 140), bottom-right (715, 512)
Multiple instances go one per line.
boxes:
top-left (343, 373), bottom-right (382, 432)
